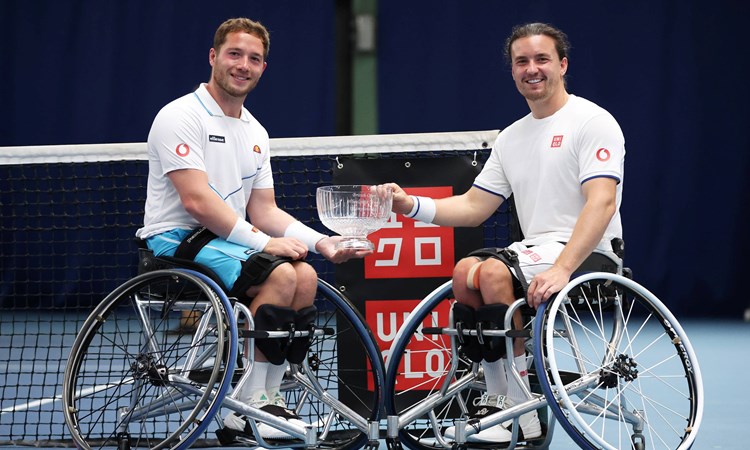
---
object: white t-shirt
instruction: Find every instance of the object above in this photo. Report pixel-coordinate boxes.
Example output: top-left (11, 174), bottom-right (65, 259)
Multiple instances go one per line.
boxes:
top-left (136, 84), bottom-right (274, 239)
top-left (474, 95), bottom-right (625, 251)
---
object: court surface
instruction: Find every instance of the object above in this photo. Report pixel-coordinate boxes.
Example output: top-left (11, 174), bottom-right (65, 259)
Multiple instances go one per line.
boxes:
top-left (2, 318), bottom-right (741, 450)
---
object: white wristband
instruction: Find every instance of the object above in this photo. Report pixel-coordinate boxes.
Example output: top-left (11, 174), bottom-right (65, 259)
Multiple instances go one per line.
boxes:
top-left (285, 221), bottom-right (327, 253)
top-left (405, 195), bottom-right (436, 224)
top-left (227, 218), bottom-right (271, 251)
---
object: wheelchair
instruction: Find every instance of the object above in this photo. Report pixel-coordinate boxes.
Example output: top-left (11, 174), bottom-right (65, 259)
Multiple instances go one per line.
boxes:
top-left (61, 247), bottom-right (385, 450)
top-left (383, 242), bottom-right (704, 450)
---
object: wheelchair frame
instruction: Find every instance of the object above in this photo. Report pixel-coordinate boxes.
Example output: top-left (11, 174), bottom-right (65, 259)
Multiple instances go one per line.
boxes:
top-left (382, 253), bottom-right (704, 450)
top-left (62, 254), bottom-right (385, 450)
top-left (62, 247), bottom-right (703, 450)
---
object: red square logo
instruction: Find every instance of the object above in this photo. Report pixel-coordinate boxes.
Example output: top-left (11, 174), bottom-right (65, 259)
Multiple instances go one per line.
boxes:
top-left (365, 298), bottom-right (454, 391)
top-left (365, 186), bottom-right (455, 279)
top-left (551, 135), bottom-right (564, 148)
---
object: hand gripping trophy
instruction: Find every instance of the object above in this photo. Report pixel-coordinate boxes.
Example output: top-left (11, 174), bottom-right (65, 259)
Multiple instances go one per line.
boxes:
top-left (316, 185), bottom-right (393, 251)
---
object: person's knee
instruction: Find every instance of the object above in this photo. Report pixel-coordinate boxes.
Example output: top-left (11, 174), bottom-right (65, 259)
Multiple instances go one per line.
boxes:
top-left (453, 258), bottom-right (478, 291)
top-left (253, 262), bottom-right (297, 302)
top-left (293, 262), bottom-right (318, 303)
top-left (479, 258), bottom-right (515, 298)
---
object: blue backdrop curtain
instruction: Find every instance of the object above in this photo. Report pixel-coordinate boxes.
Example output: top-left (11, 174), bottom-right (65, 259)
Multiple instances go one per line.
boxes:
top-left (1, 0), bottom-right (748, 317)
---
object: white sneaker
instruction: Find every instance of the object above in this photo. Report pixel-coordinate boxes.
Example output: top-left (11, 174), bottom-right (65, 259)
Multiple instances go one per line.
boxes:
top-left (218, 390), bottom-right (305, 441)
top-left (221, 411), bottom-right (295, 441)
top-left (501, 396), bottom-right (542, 441)
top-left (443, 394), bottom-right (542, 443)
top-left (267, 389), bottom-right (308, 427)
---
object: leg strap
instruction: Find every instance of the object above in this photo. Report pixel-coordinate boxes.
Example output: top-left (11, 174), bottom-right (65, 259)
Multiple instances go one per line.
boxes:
top-left (229, 253), bottom-right (291, 298)
top-left (287, 305), bottom-right (318, 364)
top-left (253, 304), bottom-right (296, 365)
top-left (452, 303), bottom-right (482, 363)
top-left (467, 247), bottom-right (528, 299)
top-left (476, 304), bottom-right (509, 362)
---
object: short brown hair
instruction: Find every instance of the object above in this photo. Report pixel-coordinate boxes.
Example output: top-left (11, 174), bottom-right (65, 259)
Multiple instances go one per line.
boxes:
top-left (213, 18), bottom-right (270, 60)
top-left (504, 22), bottom-right (570, 65)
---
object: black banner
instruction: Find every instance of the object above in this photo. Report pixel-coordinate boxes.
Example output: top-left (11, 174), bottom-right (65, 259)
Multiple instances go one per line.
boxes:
top-left (333, 156), bottom-right (483, 393)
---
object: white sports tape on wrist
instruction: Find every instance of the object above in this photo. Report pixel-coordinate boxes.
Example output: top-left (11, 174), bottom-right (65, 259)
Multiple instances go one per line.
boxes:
top-left (406, 195), bottom-right (436, 224)
top-left (227, 218), bottom-right (271, 251)
top-left (285, 221), bottom-right (327, 253)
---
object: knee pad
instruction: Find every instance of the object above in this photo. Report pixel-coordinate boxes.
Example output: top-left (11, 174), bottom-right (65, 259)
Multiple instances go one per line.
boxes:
top-left (466, 261), bottom-right (483, 291)
top-left (452, 303), bottom-right (482, 363)
top-left (476, 304), bottom-right (509, 362)
top-left (286, 305), bottom-right (317, 364)
top-left (253, 304), bottom-right (296, 365)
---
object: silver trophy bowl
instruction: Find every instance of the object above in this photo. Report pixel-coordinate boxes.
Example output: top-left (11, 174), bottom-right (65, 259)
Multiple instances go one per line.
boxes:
top-left (316, 185), bottom-right (393, 250)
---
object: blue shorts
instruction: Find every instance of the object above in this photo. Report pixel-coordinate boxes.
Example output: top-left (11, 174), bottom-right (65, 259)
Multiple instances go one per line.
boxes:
top-left (146, 229), bottom-right (257, 291)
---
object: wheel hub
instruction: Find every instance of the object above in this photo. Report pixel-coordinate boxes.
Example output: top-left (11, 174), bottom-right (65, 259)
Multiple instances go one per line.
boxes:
top-left (599, 354), bottom-right (638, 388)
top-left (131, 353), bottom-right (169, 386)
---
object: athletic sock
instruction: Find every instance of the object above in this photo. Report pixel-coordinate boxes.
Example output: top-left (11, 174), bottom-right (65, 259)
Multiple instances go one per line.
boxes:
top-left (265, 362), bottom-right (288, 401)
top-left (481, 358), bottom-right (508, 396)
top-left (238, 360), bottom-right (270, 404)
top-left (506, 354), bottom-right (531, 404)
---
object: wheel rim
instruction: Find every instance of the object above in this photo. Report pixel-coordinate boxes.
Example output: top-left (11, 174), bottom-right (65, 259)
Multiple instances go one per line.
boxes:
top-left (538, 273), bottom-right (703, 450)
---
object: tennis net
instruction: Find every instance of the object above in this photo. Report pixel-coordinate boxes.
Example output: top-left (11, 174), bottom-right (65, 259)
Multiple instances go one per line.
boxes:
top-left (0, 130), bottom-right (509, 445)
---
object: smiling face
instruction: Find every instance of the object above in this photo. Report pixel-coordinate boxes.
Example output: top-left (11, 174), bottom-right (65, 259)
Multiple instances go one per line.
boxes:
top-left (208, 31), bottom-right (267, 103)
top-left (510, 34), bottom-right (568, 115)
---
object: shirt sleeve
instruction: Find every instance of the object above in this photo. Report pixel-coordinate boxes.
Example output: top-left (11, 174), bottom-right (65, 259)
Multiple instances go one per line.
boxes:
top-left (576, 112), bottom-right (625, 184)
top-left (147, 104), bottom-right (207, 176)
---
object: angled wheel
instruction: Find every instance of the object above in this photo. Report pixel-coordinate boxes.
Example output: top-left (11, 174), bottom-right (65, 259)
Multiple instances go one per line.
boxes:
top-left (271, 279), bottom-right (384, 450)
top-left (63, 269), bottom-right (237, 450)
top-left (383, 281), bottom-right (485, 450)
top-left (534, 273), bottom-right (703, 450)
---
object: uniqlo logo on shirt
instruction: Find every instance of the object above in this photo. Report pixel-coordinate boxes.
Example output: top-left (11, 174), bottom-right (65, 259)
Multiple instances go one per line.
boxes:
top-left (365, 186), bottom-right (455, 279)
top-left (551, 135), bottom-right (564, 148)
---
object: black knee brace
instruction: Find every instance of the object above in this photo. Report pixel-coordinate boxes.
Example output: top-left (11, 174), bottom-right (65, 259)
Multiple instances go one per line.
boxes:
top-left (476, 304), bottom-right (509, 362)
top-left (253, 304), bottom-right (296, 365)
top-left (452, 303), bottom-right (483, 363)
top-left (286, 305), bottom-right (318, 364)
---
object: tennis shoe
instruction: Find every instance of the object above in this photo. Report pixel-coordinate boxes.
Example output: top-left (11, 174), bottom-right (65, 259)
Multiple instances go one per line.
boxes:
top-left (443, 394), bottom-right (542, 443)
top-left (216, 390), bottom-right (307, 443)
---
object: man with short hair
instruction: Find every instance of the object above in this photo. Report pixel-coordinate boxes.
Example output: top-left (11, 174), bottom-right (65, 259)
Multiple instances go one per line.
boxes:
top-left (136, 17), bottom-right (369, 444)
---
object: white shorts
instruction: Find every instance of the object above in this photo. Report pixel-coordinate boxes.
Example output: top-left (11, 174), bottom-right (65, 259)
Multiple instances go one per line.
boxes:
top-left (468, 241), bottom-right (565, 287)
top-left (505, 241), bottom-right (565, 284)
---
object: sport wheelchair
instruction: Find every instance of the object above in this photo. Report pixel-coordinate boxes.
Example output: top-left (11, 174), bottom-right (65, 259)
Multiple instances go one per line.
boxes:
top-left (383, 244), bottom-right (703, 450)
top-left (62, 247), bottom-right (385, 450)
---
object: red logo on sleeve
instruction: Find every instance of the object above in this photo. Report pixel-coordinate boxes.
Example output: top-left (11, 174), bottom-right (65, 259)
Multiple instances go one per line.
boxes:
top-left (175, 143), bottom-right (190, 157)
top-left (596, 148), bottom-right (611, 162)
top-left (551, 135), bottom-right (564, 148)
top-left (253, 145), bottom-right (262, 154)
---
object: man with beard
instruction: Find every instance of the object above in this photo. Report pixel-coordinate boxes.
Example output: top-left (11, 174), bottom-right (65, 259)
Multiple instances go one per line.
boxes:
top-left (136, 17), bottom-right (369, 444)
top-left (381, 22), bottom-right (625, 444)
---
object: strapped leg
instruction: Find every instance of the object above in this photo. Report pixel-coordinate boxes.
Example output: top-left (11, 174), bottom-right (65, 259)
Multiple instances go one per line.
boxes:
top-left (253, 304), bottom-right (296, 365)
top-left (452, 303), bottom-right (482, 363)
top-left (287, 305), bottom-right (317, 364)
top-left (476, 304), bottom-right (509, 362)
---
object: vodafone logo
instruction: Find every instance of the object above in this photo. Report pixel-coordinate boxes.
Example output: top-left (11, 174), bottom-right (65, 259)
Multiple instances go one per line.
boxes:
top-left (175, 143), bottom-right (190, 157)
top-left (596, 148), bottom-right (611, 162)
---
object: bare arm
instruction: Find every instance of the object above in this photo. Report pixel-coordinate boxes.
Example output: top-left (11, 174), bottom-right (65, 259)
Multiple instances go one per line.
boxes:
top-left (385, 183), bottom-right (504, 227)
top-left (248, 188), bottom-right (369, 262)
top-left (168, 168), bottom-right (240, 237)
top-left (526, 177), bottom-right (618, 307)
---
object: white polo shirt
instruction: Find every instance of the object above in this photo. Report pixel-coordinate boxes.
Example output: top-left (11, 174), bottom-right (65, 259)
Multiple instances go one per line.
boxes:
top-left (474, 95), bottom-right (625, 251)
top-left (136, 84), bottom-right (273, 239)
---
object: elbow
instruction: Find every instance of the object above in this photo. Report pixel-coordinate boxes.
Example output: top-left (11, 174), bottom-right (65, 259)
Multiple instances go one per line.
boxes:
top-left (181, 195), bottom-right (210, 222)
